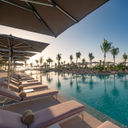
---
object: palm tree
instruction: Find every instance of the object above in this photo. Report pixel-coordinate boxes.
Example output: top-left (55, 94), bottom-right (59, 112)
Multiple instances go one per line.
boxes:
top-left (63, 61), bottom-right (66, 65)
top-left (100, 39), bottom-right (112, 69)
top-left (70, 55), bottom-right (73, 63)
top-left (35, 60), bottom-right (39, 67)
top-left (46, 58), bottom-right (53, 67)
top-left (99, 60), bottom-right (102, 66)
top-left (43, 62), bottom-right (47, 69)
top-left (82, 58), bottom-right (85, 68)
top-left (55, 63), bottom-right (57, 68)
top-left (88, 53), bottom-right (94, 67)
top-left (40, 57), bottom-right (43, 66)
top-left (123, 53), bottom-right (128, 66)
top-left (30, 63), bottom-right (33, 69)
top-left (56, 53), bottom-right (61, 65)
top-left (82, 58), bottom-right (85, 64)
top-left (24, 60), bottom-right (27, 67)
top-left (110, 47), bottom-right (119, 66)
top-left (76, 52), bottom-right (81, 65)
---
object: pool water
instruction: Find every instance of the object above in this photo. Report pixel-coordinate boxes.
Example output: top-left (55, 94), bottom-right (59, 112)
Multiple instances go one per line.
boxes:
top-left (28, 71), bottom-right (128, 126)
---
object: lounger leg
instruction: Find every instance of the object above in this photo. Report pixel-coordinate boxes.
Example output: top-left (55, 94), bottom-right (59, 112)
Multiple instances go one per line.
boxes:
top-left (55, 94), bottom-right (58, 100)
top-left (80, 111), bottom-right (84, 120)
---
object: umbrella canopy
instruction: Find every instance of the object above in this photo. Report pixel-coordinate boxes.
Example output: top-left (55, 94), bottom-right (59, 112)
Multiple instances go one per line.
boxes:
top-left (2, 62), bottom-right (24, 66)
top-left (0, 34), bottom-right (49, 87)
top-left (12, 62), bottom-right (24, 66)
top-left (0, 55), bottom-right (29, 60)
top-left (0, 48), bottom-right (36, 57)
top-left (0, 58), bottom-right (27, 61)
top-left (0, 34), bottom-right (49, 52)
top-left (0, 0), bottom-right (108, 37)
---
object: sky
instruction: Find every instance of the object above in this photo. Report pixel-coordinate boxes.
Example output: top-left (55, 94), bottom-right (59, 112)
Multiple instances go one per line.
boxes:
top-left (0, 0), bottom-right (128, 64)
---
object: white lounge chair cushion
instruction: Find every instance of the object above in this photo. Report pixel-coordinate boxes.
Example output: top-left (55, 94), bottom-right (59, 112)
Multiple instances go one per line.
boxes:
top-left (30, 100), bottom-right (84, 128)
top-left (24, 89), bottom-right (58, 100)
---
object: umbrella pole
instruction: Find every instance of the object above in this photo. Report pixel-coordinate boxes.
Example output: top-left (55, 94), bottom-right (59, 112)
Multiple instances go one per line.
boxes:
top-left (8, 43), bottom-right (11, 89)
top-left (13, 60), bottom-right (16, 72)
top-left (40, 71), bottom-right (42, 84)
top-left (8, 35), bottom-right (13, 89)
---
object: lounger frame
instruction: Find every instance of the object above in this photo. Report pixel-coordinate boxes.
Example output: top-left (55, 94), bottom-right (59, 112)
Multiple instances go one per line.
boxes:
top-left (0, 92), bottom-right (58, 107)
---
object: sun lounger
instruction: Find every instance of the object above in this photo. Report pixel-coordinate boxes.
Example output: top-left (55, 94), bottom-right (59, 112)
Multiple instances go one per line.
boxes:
top-left (0, 87), bottom-right (58, 101)
top-left (0, 100), bottom-right (84, 128)
top-left (1, 82), bottom-right (48, 92)
top-left (97, 121), bottom-right (120, 128)
top-left (12, 76), bottom-right (34, 82)
top-left (21, 77), bottom-right (34, 81)
top-left (27, 79), bottom-right (38, 82)
top-left (21, 84), bottom-right (48, 91)
top-left (22, 81), bottom-right (42, 87)
top-left (12, 74), bottom-right (41, 86)
top-left (12, 77), bottom-right (41, 85)
top-left (5, 78), bottom-right (42, 87)
top-left (29, 100), bottom-right (84, 128)
top-left (8, 76), bottom-right (32, 84)
top-left (12, 74), bottom-right (34, 81)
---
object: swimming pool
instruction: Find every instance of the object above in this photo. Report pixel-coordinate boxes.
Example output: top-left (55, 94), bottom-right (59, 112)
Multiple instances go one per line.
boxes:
top-left (28, 71), bottom-right (128, 126)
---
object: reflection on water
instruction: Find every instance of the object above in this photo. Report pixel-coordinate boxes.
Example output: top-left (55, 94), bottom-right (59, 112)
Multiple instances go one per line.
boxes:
top-left (111, 75), bottom-right (119, 97)
top-left (26, 71), bottom-right (128, 126)
top-left (70, 75), bottom-right (73, 87)
top-left (46, 73), bottom-right (53, 83)
top-left (57, 73), bottom-right (61, 89)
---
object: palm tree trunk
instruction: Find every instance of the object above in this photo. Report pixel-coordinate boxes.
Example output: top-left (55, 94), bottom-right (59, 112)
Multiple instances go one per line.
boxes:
top-left (104, 53), bottom-right (106, 70)
top-left (113, 56), bottom-right (115, 67)
top-left (76, 59), bottom-right (78, 66)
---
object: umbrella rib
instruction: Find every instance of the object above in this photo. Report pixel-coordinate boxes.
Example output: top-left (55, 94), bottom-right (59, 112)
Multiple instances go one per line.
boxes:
top-left (0, 0), bottom-right (32, 12)
top-left (26, 2), bottom-right (57, 37)
top-left (0, 41), bottom-right (8, 46)
top-left (54, 3), bottom-right (78, 23)
top-left (13, 56), bottom-right (28, 59)
top-left (20, 0), bottom-right (54, 7)
top-left (20, 0), bottom-right (78, 23)
top-left (13, 42), bottom-right (25, 47)
top-left (14, 46), bottom-right (29, 49)
top-left (14, 43), bottom-right (31, 49)
top-left (0, 44), bottom-right (8, 48)
top-left (0, 52), bottom-right (5, 55)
